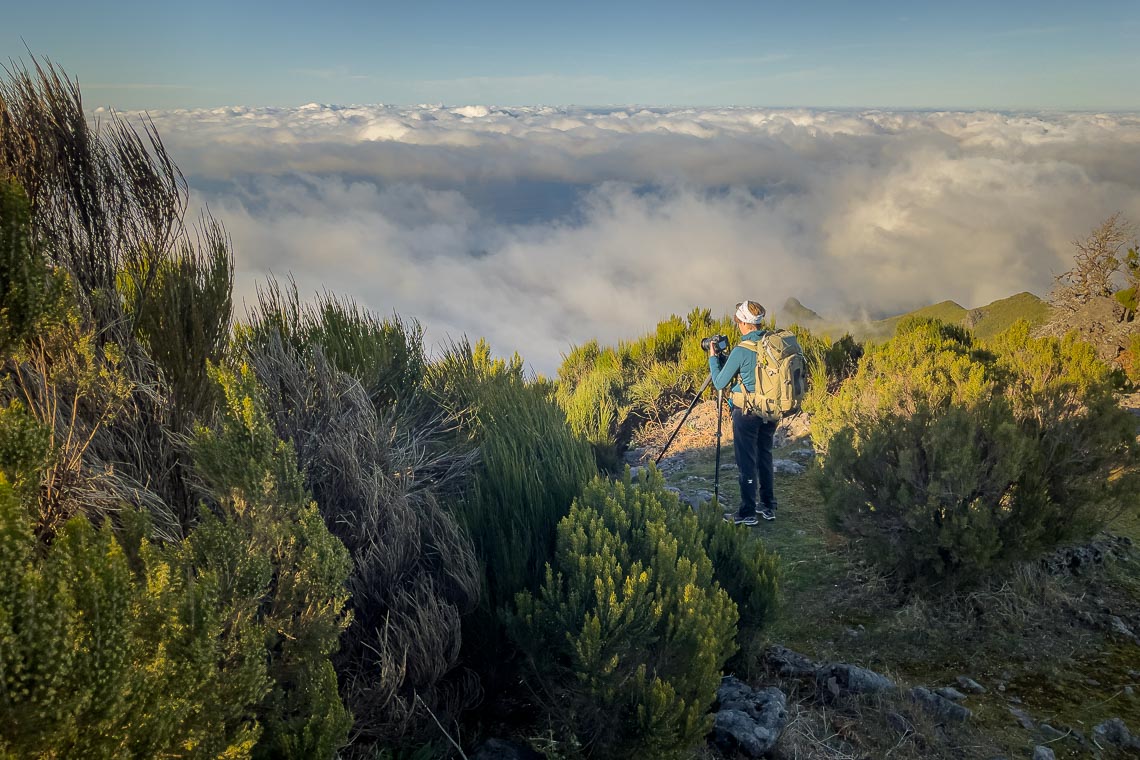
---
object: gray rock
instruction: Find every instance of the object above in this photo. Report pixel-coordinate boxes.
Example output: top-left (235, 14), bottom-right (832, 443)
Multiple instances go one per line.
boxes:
top-left (1093, 717), bottom-right (1140, 750)
top-left (772, 459), bottom-right (807, 475)
top-left (956, 675), bottom-right (987, 694)
top-left (935, 686), bottom-right (967, 702)
top-left (1010, 706), bottom-right (1036, 730)
top-left (470, 738), bottom-right (545, 760)
top-left (787, 447), bottom-right (816, 461)
top-left (909, 686), bottom-right (971, 722)
top-left (711, 677), bottom-right (789, 758)
top-left (1109, 615), bottom-right (1138, 641)
top-left (1031, 746), bottom-right (1055, 760)
top-left (628, 466), bottom-right (644, 481)
top-left (764, 645), bottom-right (818, 679)
top-left (1038, 724), bottom-right (1067, 742)
top-left (817, 662), bottom-right (895, 698)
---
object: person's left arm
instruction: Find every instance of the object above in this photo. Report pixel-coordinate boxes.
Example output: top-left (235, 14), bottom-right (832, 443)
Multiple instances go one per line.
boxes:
top-left (709, 345), bottom-right (746, 390)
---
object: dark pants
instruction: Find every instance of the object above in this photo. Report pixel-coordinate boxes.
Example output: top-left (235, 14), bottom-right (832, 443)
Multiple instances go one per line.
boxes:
top-left (732, 407), bottom-right (777, 518)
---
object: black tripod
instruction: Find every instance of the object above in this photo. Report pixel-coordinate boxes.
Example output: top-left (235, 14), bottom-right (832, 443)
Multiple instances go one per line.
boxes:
top-left (655, 375), bottom-right (725, 503)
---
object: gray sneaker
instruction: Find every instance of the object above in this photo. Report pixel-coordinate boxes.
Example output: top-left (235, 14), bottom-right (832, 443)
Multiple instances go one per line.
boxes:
top-left (758, 507), bottom-right (776, 521)
top-left (723, 512), bottom-right (759, 526)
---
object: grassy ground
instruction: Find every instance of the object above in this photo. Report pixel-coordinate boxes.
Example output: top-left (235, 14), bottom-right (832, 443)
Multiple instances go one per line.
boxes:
top-left (656, 433), bottom-right (1140, 759)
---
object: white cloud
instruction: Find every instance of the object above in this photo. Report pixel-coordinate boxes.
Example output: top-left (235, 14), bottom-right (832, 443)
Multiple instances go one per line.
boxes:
top-left (139, 104), bottom-right (1140, 373)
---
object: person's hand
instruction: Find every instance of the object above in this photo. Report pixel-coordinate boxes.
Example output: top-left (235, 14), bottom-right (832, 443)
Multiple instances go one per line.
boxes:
top-left (708, 341), bottom-right (718, 357)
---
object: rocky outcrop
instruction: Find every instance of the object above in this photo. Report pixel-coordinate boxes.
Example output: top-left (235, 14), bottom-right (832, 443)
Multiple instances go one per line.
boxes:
top-left (711, 677), bottom-right (788, 758)
top-left (1093, 717), bottom-right (1140, 751)
top-left (909, 686), bottom-right (971, 722)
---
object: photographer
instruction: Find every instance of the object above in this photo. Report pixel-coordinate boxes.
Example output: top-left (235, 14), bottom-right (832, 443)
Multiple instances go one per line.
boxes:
top-left (708, 300), bottom-right (778, 526)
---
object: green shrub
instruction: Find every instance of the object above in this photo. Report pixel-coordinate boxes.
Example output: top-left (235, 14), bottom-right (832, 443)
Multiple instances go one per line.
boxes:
top-left (243, 281), bottom-right (424, 408)
top-left (428, 340), bottom-right (596, 618)
top-left (243, 324), bottom-right (481, 750)
top-left (192, 363), bottom-right (353, 759)
top-left (698, 500), bottom-right (781, 630)
top-left (555, 308), bottom-right (738, 464)
top-left (0, 180), bottom-right (51, 357)
top-left (120, 218), bottom-right (233, 426)
top-left (510, 469), bottom-right (738, 758)
top-left (813, 318), bottom-right (1140, 588)
top-left (0, 477), bottom-right (272, 759)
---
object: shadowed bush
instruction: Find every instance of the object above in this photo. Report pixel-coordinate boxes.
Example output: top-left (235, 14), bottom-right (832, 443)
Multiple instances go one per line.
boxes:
top-left (0, 180), bottom-right (53, 356)
top-left (509, 469), bottom-right (739, 759)
top-left (120, 217), bottom-right (233, 426)
top-left (243, 280), bottom-right (425, 408)
top-left (0, 363), bottom-right (351, 759)
top-left (191, 364), bottom-right (353, 759)
top-left (812, 318), bottom-right (1140, 588)
top-left (0, 59), bottom-right (237, 534)
top-left (242, 323), bottom-right (482, 752)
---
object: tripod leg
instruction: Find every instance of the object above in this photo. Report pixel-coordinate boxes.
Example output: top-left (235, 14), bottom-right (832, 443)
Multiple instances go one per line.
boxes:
top-left (655, 374), bottom-right (714, 464)
top-left (714, 390), bottom-right (724, 503)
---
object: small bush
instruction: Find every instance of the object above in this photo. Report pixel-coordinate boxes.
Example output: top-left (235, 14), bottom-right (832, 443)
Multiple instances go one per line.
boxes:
top-left (510, 469), bottom-right (739, 759)
top-left (813, 318), bottom-right (1140, 588)
top-left (244, 281), bottom-right (424, 408)
top-left (0, 478), bottom-right (271, 759)
top-left (698, 500), bottom-right (781, 631)
top-left (192, 364), bottom-right (353, 759)
top-left (428, 340), bottom-right (596, 618)
top-left (120, 218), bottom-right (233, 426)
top-left (0, 180), bottom-right (51, 356)
top-left (243, 326), bottom-right (481, 750)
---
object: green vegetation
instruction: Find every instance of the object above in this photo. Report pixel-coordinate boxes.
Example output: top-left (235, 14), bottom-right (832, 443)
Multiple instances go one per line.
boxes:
top-left (5, 57), bottom-right (1140, 760)
top-left (511, 469), bottom-right (739, 759)
top-left (785, 291), bottom-right (1053, 344)
top-left (555, 308), bottom-right (860, 466)
top-left (0, 181), bottom-right (52, 356)
top-left (429, 340), bottom-right (597, 631)
top-left (968, 291), bottom-right (1052, 339)
top-left (812, 317), bottom-right (1140, 588)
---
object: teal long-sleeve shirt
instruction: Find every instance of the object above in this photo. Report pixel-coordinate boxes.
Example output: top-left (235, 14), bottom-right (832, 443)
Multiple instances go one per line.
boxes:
top-left (709, 330), bottom-right (765, 405)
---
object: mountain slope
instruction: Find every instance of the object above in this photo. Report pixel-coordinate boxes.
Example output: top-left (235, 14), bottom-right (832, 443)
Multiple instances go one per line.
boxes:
top-left (783, 292), bottom-right (1051, 342)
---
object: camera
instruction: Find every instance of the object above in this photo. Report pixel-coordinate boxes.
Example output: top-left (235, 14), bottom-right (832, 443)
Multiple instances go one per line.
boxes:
top-left (701, 334), bottom-right (730, 355)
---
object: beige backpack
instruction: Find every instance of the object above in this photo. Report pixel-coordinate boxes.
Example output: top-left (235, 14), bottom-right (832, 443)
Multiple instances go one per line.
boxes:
top-left (729, 330), bottom-right (807, 421)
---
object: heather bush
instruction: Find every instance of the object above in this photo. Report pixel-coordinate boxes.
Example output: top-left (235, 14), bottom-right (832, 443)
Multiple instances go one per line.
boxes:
top-left (119, 218), bottom-right (233, 425)
top-left (510, 469), bottom-right (738, 758)
top-left (191, 364), bottom-right (353, 758)
top-left (244, 281), bottom-right (425, 408)
top-left (0, 477), bottom-right (270, 759)
top-left (813, 318), bottom-right (1140, 588)
top-left (429, 340), bottom-right (596, 618)
top-left (243, 324), bottom-right (481, 750)
top-left (556, 308), bottom-right (737, 464)
top-left (698, 499), bottom-right (781, 630)
top-left (0, 60), bottom-right (234, 534)
top-left (0, 180), bottom-right (52, 356)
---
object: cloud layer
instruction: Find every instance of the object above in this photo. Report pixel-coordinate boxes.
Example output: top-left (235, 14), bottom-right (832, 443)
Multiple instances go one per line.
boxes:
top-left (124, 104), bottom-right (1140, 372)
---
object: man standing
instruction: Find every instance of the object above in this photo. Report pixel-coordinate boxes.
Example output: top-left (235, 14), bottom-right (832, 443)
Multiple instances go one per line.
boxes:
top-left (708, 300), bottom-right (778, 525)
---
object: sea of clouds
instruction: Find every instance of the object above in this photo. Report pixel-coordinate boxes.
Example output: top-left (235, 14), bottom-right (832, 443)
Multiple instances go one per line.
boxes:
top-left (122, 104), bottom-right (1140, 373)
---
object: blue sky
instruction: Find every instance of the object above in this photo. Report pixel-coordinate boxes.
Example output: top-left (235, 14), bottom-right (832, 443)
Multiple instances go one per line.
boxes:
top-left (3, 0), bottom-right (1138, 110)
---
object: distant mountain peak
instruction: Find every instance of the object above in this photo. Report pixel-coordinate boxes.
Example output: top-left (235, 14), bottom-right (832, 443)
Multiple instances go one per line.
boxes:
top-left (782, 297), bottom-right (823, 323)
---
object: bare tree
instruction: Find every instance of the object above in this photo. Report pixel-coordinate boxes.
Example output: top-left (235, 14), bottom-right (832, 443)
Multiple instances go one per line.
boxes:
top-left (1052, 213), bottom-right (1136, 313)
